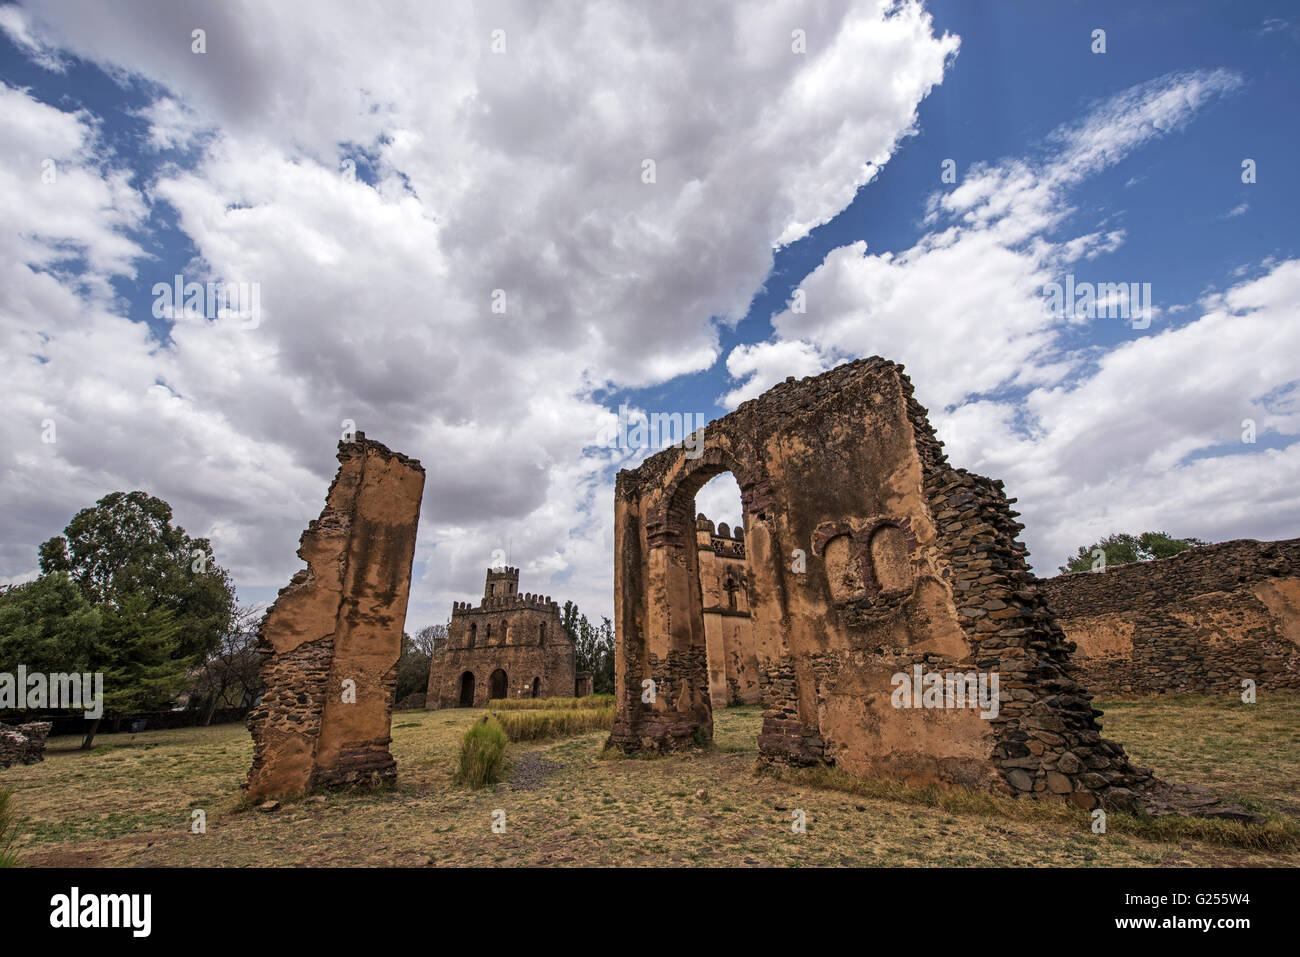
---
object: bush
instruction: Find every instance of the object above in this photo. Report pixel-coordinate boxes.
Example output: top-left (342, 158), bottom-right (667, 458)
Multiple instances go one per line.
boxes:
top-left (0, 787), bottom-right (19, 868)
top-left (492, 706), bottom-right (613, 742)
top-left (490, 694), bottom-right (614, 711)
top-left (454, 716), bottom-right (508, 788)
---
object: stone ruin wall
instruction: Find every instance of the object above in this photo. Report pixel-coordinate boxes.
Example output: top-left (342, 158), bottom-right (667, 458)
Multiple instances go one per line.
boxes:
top-left (695, 515), bottom-right (762, 707)
top-left (0, 720), bottom-right (52, 769)
top-left (425, 569), bottom-right (574, 708)
top-left (611, 357), bottom-right (1160, 810)
top-left (245, 433), bottom-right (424, 802)
top-left (1040, 539), bottom-right (1300, 695)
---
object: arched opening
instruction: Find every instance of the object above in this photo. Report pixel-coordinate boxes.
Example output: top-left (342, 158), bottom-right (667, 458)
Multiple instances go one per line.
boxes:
top-left (531, 676), bottom-right (541, 698)
top-left (489, 668), bottom-right (508, 700)
top-left (609, 444), bottom-right (788, 760)
top-left (458, 671), bottom-right (475, 707)
top-left (688, 471), bottom-right (762, 721)
top-left (539, 622), bottom-right (546, 645)
top-left (468, 622), bottom-right (477, 648)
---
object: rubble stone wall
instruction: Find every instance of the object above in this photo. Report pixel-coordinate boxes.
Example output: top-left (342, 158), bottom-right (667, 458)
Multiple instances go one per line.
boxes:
top-left (0, 721), bottom-right (52, 768)
top-left (1040, 540), bottom-right (1300, 695)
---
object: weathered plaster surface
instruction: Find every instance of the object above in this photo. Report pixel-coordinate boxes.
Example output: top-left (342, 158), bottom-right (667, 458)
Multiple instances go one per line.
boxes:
top-left (245, 434), bottom-right (424, 802)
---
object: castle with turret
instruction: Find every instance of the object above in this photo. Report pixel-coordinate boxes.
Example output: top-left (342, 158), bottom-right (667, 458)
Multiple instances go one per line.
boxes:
top-left (424, 567), bottom-right (580, 708)
top-left (695, 514), bottom-right (762, 707)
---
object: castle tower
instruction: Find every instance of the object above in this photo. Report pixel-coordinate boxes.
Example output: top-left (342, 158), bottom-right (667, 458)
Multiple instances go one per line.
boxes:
top-left (426, 566), bottom-right (573, 708)
top-left (695, 513), bottom-right (761, 708)
top-left (485, 566), bottom-right (520, 600)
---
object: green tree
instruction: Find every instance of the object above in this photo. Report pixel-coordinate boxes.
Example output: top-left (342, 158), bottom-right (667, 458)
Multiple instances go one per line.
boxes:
top-left (560, 600), bottom-right (580, 645)
top-left (394, 631), bottom-right (431, 703)
top-left (39, 491), bottom-right (234, 662)
top-left (565, 602), bottom-right (616, 696)
top-left (84, 594), bottom-right (190, 748)
top-left (36, 492), bottom-right (235, 747)
top-left (593, 617), bottom-right (615, 695)
top-left (0, 572), bottom-right (100, 679)
top-left (1059, 530), bottom-right (1207, 574)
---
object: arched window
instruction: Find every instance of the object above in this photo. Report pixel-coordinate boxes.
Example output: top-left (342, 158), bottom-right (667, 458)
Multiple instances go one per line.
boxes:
top-left (468, 622), bottom-right (477, 648)
top-left (486, 623), bottom-right (492, 639)
top-left (539, 622), bottom-right (546, 645)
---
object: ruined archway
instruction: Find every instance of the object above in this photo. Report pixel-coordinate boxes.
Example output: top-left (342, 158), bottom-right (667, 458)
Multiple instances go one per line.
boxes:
top-left (608, 359), bottom-right (1158, 810)
top-left (608, 441), bottom-right (794, 757)
top-left (489, 668), bottom-right (508, 700)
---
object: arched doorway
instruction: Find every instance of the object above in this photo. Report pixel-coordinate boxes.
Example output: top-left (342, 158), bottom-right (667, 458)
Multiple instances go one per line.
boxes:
top-left (489, 668), bottom-right (508, 700)
top-left (692, 472), bottom-right (760, 711)
top-left (609, 439), bottom-right (793, 758)
top-left (458, 671), bottom-right (475, 707)
top-left (531, 676), bottom-right (541, 698)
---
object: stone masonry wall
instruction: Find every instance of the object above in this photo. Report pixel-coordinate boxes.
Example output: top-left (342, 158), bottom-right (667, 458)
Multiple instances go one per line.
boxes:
top-left (245, 433), bottom-right (424, 802)
top-left (0, 720), bottom-right (52, 768)
top-left (918, 466), bottom-right (1153, 807)
top-left (1040, 539), bottom-right (1300, 695)
top-left (610, 357), bottom-right (1162, 812)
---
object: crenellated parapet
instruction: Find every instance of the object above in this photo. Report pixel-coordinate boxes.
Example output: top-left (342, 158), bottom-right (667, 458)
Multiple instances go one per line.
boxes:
top-left (451, 593), bottom-right (560, 616)
top-left (696, 512), bottom-right (745, 559)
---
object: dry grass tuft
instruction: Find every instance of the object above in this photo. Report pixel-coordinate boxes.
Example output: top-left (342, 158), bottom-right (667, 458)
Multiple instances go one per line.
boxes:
top-left (0, 788), bottom-right (19, 867)
top-left (454, 715), bottom-right (509, 788)
top-left (492, 706), bottom-right (613, 742)
top-left (489, 695), bottom-right (614, 711)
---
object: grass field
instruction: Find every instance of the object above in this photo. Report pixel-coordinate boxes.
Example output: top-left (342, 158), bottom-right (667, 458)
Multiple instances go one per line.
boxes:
top-left (2, 694), bottom-right (1297, 867)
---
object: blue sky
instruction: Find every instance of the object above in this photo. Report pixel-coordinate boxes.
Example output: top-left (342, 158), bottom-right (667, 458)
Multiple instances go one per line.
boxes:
top-left (2, 1), bottom-right (1297, 628)
top-left (625, 0), bottom-right (1297, 424)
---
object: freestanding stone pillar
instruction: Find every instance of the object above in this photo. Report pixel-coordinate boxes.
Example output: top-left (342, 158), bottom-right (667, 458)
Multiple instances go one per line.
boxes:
top-left (245, 433), bottom-right (425, 802)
